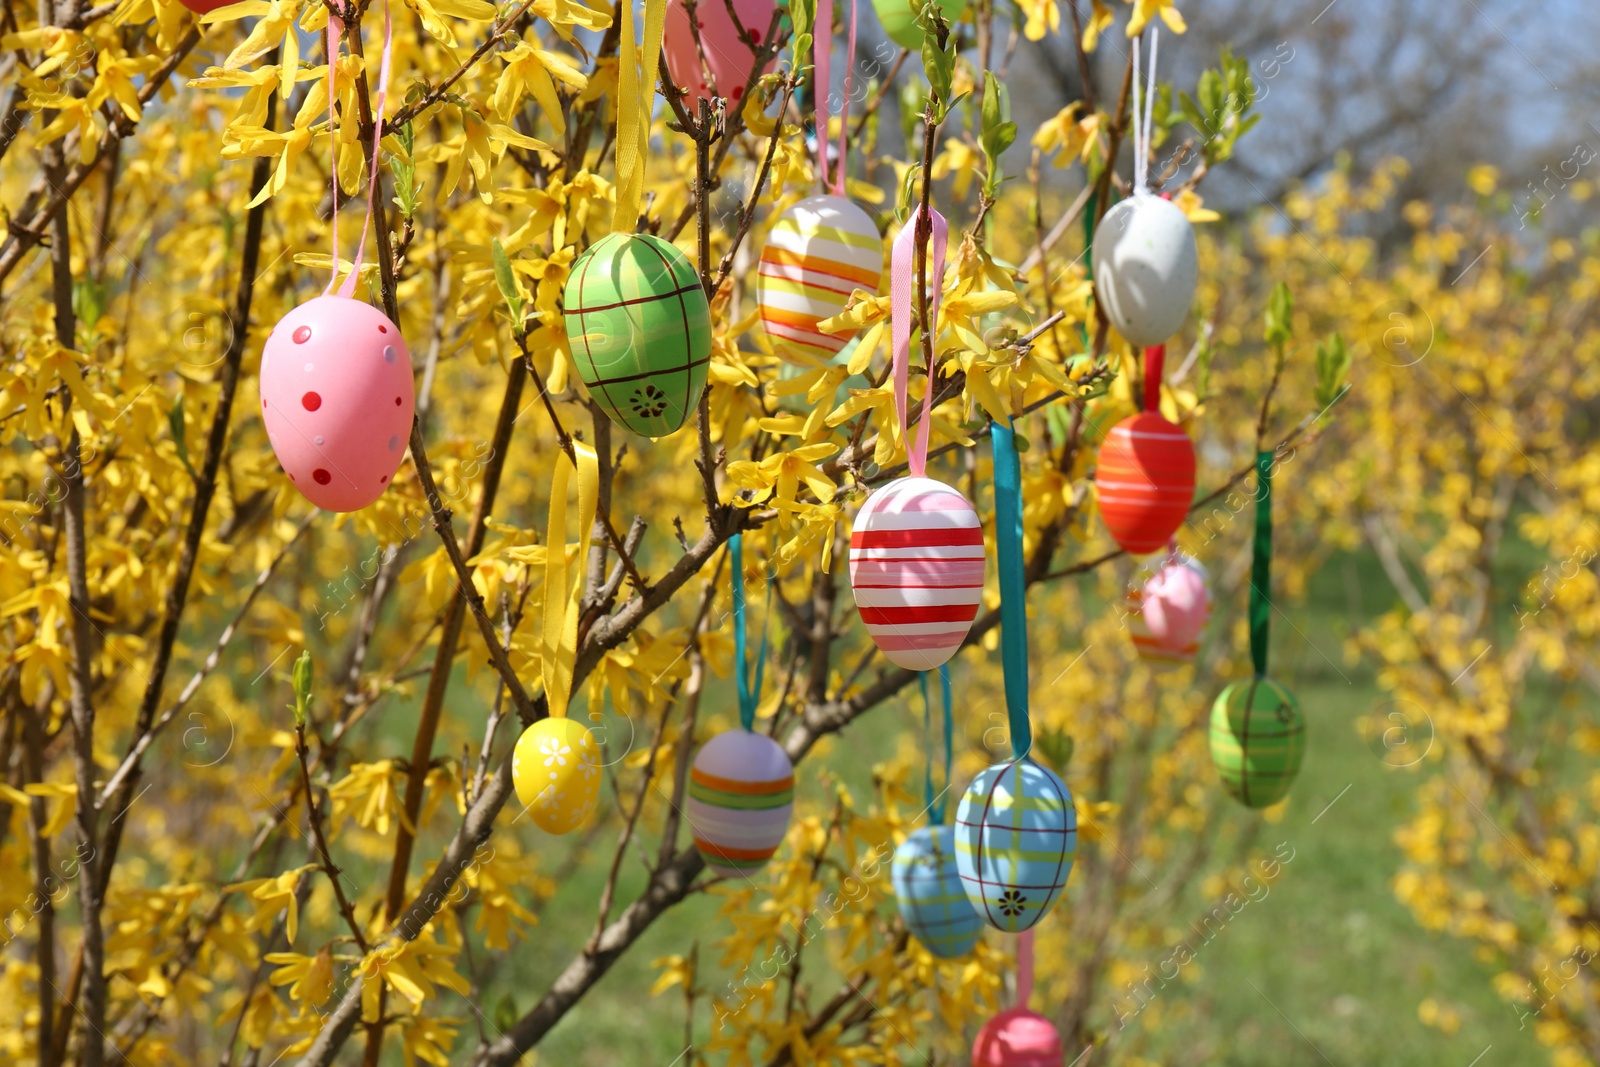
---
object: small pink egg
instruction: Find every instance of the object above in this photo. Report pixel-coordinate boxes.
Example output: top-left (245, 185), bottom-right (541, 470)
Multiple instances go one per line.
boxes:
top-left (259, 295), bottom-right (413, 512)
top-left (1141, 556), bottom-right (1211, 648)
top-left (662, 0), bottom-right (778, 106)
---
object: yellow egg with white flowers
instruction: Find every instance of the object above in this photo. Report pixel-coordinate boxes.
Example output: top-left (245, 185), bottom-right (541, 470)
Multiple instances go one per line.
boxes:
top-left (513, 717), bottom-right (602, 834)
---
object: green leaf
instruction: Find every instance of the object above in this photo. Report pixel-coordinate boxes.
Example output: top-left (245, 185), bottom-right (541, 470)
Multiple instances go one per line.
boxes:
top-left (291, 650), bottom-right (313, 727)
top-left (491, 237), bottom-right (525, 333)
top-left (1314, 332), bottom-right (1351, 410)
top-left (493, 994), bottom-right (519, 1036)
top-left (1034, 728), bottom-right (1074, 774)
top-left (1264, 282), bottom-right (1293, 347)
top-left (72, 277), bottom-right (106, 331)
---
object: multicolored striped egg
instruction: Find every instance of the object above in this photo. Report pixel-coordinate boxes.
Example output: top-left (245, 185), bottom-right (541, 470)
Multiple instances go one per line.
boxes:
top-left (1127, 554), bottom-right (1211, 663)
top-left (891, 826), bottom-right (983, 959)
top-left (1094, 411), bottom-right (1195, 555)
top-left (1091, 195), bottom-right (1198, 348)
top-left (972, 1008), bottom-right (1064, 1067)
top-left (687, 729), bottom-right (795, 876)
top-left (955, 759), bottom-right (1076, 933)
top-left (512, 717), bottom-right (602, 834)
top-left (757, 194), bottom-right (881, 361)
top-left (1209, 675), bottom-right (1306, 809)
top-left (259, 295), bottom-right (415, 513)
top-left (563, 232), bottom-right (712, 438)
top-left (848, 477), bottom-right (984, 671)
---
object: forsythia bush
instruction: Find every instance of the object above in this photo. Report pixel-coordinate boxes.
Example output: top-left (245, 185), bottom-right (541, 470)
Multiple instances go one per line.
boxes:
top-left (0, 0), bottom-right (1592, 1062)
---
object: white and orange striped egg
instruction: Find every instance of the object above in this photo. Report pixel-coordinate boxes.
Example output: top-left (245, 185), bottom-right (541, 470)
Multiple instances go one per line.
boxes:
top-left (757, 195), bottom-right (881, 361)
top-left (848, 477), bottom-right (984, 671)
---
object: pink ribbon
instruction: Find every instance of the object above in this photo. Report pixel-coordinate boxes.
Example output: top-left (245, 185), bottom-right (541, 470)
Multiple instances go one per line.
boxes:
top-left (891, 204), bottom-right (947, 478)
top-left (1017, 927), bottom-right (1034, 1006)
top-left (814, 0), bottom-right (857, 193)
top-left (326, 0), bottom-right (395, 299)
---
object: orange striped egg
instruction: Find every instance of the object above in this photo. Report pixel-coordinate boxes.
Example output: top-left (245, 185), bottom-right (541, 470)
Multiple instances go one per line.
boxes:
top-left (1094, 412), bottom-right (1195, 555)
top-left (757, 195), bottom-right (881, 360)
top-left (687, 729), bottom-right (795, 877)
top-left (848, 477), bottom-right (984, 671)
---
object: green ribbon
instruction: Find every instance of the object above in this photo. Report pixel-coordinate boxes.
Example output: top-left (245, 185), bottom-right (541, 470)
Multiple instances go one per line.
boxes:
top-left (992, 419), bottom-right (1033, 760)
top-left (920, 664), bottom-right (954, 823)
top-left (1249, 450), bottom-right (1273, 678)
top-left (730, 534), bottom-right (770, 732)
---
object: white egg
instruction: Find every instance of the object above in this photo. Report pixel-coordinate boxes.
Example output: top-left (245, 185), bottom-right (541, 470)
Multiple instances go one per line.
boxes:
top-left (1091, 195), bottom-right (1199, 348)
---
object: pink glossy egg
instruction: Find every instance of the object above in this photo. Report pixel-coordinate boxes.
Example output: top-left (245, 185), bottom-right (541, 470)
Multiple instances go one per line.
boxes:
top-left (972, 1008), bottom-right (1064, 1067)
top-left (1141, 555), bottom-right (1211, 648)
top-left (259, 295), bottom-right (414, 513)
top-left (662, 0), bottom-right (778, 107)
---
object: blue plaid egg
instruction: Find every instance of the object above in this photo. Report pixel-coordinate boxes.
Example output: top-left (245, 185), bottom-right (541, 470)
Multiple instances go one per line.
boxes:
top-left (891, 826), bottom-right (983, 959)
top-left (955, 759), bottom-right (1076, 932)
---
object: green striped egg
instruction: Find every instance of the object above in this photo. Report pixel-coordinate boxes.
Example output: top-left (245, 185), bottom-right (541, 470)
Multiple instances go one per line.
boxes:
top-left (563, 232), bottom-right (712, 438)
top-left (1209, 675), bottom-right (1306, 808)
top-left (892, 826), bottom-right (983, 958)
top-left (954, 758), bottom-right (1076, 933)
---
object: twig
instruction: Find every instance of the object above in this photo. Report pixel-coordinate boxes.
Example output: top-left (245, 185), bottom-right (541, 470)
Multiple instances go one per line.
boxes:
top-left (295, 723), bottom-right (371, 951)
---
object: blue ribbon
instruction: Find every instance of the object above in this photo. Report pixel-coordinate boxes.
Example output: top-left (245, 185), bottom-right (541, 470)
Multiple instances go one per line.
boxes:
top-left (730, 534), bottom-right (770, 732)
top-left (992, 419), bottom-right (1032, 760)
top-left (920, 664), bottom-right (955, 824)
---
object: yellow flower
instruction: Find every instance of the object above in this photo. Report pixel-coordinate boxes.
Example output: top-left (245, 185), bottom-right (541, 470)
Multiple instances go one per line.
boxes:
top-left (357, 935), bottom-right (472, 1020)
top-left (227, 865), bottom-right (317, 943)
top-left (725, 443), bottom-right (839, 507)
top-left (1125, 0), bottom-right (1186, 36)
top-left (266, 946), bottom-right (336, 1012)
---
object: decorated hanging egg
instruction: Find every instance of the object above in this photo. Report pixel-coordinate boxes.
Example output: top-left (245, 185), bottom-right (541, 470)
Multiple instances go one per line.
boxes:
top-left (848, 476), bottom-right (983, 671)
top-left (955, 759), bottom-right (1076, 933)
top-left (1094, 195), bottom-right (1196, 350)
top-left (1127, 554), bottom-right (1211, 663)
top-left (892, 825), bottom-right (983, 958)
top-left (1091, 194), bottom-right (1198, 348)
top-left (872, 0), bottom-right (969, 50)
top-left (259, 295), bottom-right (414, 512)
top-left (513, 717), bottom-right (603, 834)
top-left (663, 0), bottom-right (779, 106)
top-left (757, 194), bottom-right (881, 361)
top-left (1094, 411), bottom-right (1195, 555)
top-left (563, 232), bottom-right (712, 438)
top-left (972, 1008), bottom-right (1065, 1067)
top-left (1209, 676), bottom-right (1306, 809)
top-left (178, 0), bottom-right (234, 12)
top-left (687, 729), bottom-right (795, 876)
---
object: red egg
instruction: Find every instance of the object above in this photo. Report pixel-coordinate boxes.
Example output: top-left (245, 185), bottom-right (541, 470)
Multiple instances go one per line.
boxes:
top-left (972, 1008), bottom-right (1064, 1067)
top-left (662, 0), bottom-right (778, 107)
top-left (1094, 411), bottom-right (1195, 555)
top-left (177, 0), bottom-right (238, 13)
top-left (259, 295), bottom-right (414, 512)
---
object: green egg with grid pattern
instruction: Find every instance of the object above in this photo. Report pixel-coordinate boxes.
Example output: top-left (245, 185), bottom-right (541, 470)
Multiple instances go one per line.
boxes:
top-left (563, 233), bottom-right (712, 438)
top-left (1209, 675), bottom-right (1307, 808)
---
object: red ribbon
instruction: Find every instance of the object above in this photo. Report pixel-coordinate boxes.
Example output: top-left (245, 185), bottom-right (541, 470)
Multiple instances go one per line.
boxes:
top-left (891, 205), bottom-right (948, 478)
top-left (1143, 343), bottom-right (1165, 413)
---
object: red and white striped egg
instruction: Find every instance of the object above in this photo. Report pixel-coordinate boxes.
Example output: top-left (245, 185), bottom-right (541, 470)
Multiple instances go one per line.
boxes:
top-left (848, 477), bottom-right (984, 671)
top-left (1093, 411), bottom-right (1194, 555)
top-left (259, 295), bottom-right (414, 512)
top-left (756, 195), bottom-right (881, 361)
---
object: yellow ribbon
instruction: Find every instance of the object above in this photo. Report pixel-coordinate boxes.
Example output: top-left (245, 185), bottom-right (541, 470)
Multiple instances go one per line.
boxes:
top-left (611, 0), bottom-right (667, 232)
top-left (541, 441), bottom-right (600, 719)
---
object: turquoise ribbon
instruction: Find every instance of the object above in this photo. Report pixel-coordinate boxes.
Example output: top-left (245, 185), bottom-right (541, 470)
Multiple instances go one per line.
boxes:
top-left (730, 534), bottom-right (770, 732)
top-left (992, 419), bottom-right (1033, 760)
top-left (1250, 451), bottom-right (1273, 678)
top-left (920, 664), bottom-right (955, 823)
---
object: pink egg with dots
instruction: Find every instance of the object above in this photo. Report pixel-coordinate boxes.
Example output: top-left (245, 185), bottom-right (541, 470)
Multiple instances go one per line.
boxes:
top-left (662, 0), bottom-right (778, 107)
top-left (259, 295), bottom-right (413, 512)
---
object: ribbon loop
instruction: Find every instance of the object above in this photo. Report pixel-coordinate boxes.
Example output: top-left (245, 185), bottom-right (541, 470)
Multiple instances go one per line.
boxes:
top-left (992, 418), bottom-right (1032, 760)
top-left (1143, 343), bottom-right (1164, 413)
top-left (730, 533), bottom-right (772, 732)
top-left (1250, 450), bottom-right (1273, 677)
top-left (613, 0), bottom-right (668, 232)
top-left (323, 0), bottom-right (395, 298)
top-left (324, 14), bottom-right (342, 294)
top-left (891, 206), bottom-right (948, 477)
top-left (541, 442), bottom-right (601, 719)
top-left (919, 663), bottom-right (954, 823)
